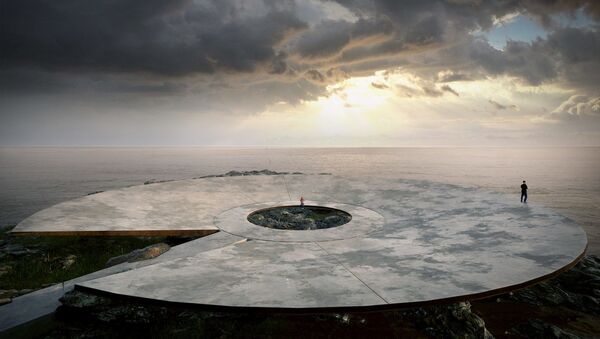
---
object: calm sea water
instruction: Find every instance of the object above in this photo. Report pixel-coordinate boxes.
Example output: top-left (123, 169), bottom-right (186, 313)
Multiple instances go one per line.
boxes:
top-left (1, 147), bottom-right (599, 254)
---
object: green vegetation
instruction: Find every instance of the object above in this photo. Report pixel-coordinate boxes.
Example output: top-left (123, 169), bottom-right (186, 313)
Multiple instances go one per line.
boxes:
top-left (0, 226), bottom-right (164, 291)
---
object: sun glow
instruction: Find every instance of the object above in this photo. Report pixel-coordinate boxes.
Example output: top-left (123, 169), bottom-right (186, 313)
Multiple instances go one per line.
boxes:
top-left (310, 74), bottom-right (394, 136)
top-left (234, 68), bottom-right (564, 146)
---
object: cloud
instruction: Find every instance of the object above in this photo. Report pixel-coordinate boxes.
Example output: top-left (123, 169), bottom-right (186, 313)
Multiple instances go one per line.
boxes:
top-left (305, 69), bottom-right (326, 83)
top-left (292, 16), bottom-right (394, 63)
top-left (371, 82), bottom-right (388, 90)
top-left (2, 0), bottom-right (599, 97)
top-left (422, 86), bottom-right (444, 97)
top-left (1, 0), bottom-right (600, 136)
top-left (268, 52), bottom-right (289, 75)
top-left (0, 0), bottom-right (306, 76)
top-left (437, 70), bottom-right (471, 83)
top-left (441, 85), bottom-right (459, 96)
top-left (469, 39), bottom-right (557, 86)
top-left (550, 95), bottom-right (600, 118)
top-left (294, 20), bottom-right (353, 58)
top-left (489, 99), bottom-right (518, 110)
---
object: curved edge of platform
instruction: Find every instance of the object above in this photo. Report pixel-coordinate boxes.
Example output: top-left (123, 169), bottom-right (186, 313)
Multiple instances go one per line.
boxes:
top-left (72, 241), bottom-right (588, 314)
top-left (9, 229), bottom-right (220, 237)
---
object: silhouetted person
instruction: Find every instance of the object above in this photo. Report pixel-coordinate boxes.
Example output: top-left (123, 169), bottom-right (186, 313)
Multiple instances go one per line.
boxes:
top-left (300, 196), bottom-right (305, 206)
top-left (520, 180), bottom-right (528, 203)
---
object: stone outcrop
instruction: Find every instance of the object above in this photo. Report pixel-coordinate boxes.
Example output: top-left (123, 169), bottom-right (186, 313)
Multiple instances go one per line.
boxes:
top-left (55, 290), bottom-right (495, 338)
top-left (0, 242), bottom-right (39, 257)
top-left (506, 255), bottom-right (600, 315)
top-left (396, 302), bottom-right (494, 339)
top-left (105, 243), bottom-right (170, 267)
top-left (507, 318), bottom-right (580, 338)
top-left (196, 169), bottom-right (303, 179)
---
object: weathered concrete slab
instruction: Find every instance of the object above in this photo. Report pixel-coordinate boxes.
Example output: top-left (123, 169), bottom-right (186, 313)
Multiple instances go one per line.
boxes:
top-left (79, 240), bottom-right (387, 309)
top-left (10, 175), bottom-right (588, 311)
top-left (0, 231), bottom-right (245, 333)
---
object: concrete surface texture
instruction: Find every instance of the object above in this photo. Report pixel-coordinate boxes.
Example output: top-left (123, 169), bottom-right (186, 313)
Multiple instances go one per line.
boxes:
top-left (11, 175), bottom-right (588, 310)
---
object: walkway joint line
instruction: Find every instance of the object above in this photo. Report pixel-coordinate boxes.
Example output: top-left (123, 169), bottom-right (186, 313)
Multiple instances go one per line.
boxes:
top-left (313, 241), bottom-right (390, 305)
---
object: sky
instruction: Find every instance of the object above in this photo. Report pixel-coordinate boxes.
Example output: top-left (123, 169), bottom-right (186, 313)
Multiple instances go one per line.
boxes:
top-left (1, 0), bottom-right (599, 147)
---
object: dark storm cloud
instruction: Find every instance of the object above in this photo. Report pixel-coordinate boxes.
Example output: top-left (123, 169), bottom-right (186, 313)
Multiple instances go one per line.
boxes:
top-left (312, 0), bottom-right (599, 87)
top-left (0, 0), bottom-right (306, 75)
top-left (405, 15), bottom-right (445, 45)
top-left (1, 0), bottom-right (599, 103)
top-left (338, 38), bottom-right (406, 63)
top-left (520, 0), bottom-right (600, 24)
top-left (470, 39), bottom-right (557, 85)
top-left (293, 17), bottom-right (393, 58)
top-left (305, 69), bottom-right (326, 82)
top-left (466, 26), bottom-right (600, 88)
top-left (269, 52), bottom-right (290, 74)
top-left (437, 72), bottom-right (471, 83)
top-left (294, 20), bottom-right (353, 58)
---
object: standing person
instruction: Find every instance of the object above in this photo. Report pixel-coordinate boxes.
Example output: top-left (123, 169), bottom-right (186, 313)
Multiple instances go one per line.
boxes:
top-left (300, 196), bottom-right (305, 206)
top-left (520, 180), bottom-right (528, 203)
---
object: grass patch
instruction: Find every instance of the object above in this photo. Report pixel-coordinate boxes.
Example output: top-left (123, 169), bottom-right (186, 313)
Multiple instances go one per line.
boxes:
top-left (0, 226), bottom-right (165, 291)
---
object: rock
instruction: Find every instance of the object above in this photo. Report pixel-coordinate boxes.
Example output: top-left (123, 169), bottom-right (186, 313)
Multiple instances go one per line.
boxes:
top-left (0, 289), bottom-right (35, 298)
top-left (0, 298), bottom-right (11, 306)
top-left (106, 243), bottom-right (170, 267)
top-left (61, 254), bottom-right (77, 269)
top-left (0, 243), bottom-right (38, 256)
top-left (0, 289), bottom-right (18, 299)
top-left (58, 290), bottom-right (167, 325)
top-left (506, 255), bottom-right (600, 315)
top-left (56, 290), bottom-right (492, 338)
top-left (0, 264), bottom-right (12, 277)
top-left (86, 190), bottom-right (104, 195)
top-left (508, 318), bottom-right (580, 339)
top-left (323, 215), bottom-right (343, 225)
top-left (333, 313), bottom-right (351, 324)
top-left (300, 218), bottom-right (317, 230)
top-left (60, 290), bottom-right (113, 309)
top-left (397, 302), bottom-right (494, 339)
top-left (196, 169), bottom-right (299, 179)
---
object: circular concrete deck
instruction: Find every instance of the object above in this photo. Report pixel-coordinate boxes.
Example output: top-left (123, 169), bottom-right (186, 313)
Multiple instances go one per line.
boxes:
top-left (12, 175), bottom-right (588, 310)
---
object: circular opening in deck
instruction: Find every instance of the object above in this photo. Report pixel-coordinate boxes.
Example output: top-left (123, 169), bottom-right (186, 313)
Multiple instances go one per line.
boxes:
top-left (247, 205), bottom-right (352, 230)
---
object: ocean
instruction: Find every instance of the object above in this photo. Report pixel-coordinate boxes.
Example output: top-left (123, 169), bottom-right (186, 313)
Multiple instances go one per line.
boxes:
top-left (1, 147), bottom-right (599, 254)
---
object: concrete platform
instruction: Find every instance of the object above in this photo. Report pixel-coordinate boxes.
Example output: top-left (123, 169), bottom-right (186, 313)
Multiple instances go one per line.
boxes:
top-left (10, 175), bottom-right (588, 310)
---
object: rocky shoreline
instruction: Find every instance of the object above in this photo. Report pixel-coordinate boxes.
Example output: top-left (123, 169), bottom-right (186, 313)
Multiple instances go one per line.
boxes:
top-left (39, 255), bottom-right (598, 338)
